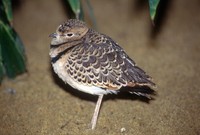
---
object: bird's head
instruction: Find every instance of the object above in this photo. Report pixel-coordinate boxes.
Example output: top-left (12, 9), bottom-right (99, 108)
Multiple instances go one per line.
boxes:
top-left (50, 19), bottom-right (89, 45)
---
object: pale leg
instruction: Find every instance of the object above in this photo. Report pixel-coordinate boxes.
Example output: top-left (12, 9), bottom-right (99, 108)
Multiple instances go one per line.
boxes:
top-left (91, 94), bottom-right (104, 130)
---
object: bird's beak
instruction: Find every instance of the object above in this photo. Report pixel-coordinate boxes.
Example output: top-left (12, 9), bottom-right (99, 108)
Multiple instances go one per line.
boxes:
top-left (49, 33), bottom-right (57, 38)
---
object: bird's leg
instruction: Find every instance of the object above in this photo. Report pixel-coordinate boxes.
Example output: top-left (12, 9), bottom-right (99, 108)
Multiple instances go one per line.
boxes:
top-left (91, 94), bottom-right (104, 130)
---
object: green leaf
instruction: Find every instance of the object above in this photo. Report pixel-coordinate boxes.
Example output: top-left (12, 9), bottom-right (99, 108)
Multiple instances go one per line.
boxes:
top-left (85, 0), bottom-right (97, 29)
top-left (0, 21), bottom-right (26, 78)
top-left (1, 0), bottom-right (13, 25)
top-left (67, 0), bottom-right (81, 19)
top-left (0, 0), bottom-right (9, 24)
top-left (11, 29), bottom-right (26, 56)
top-left (0, 43), bottom-right (5, 82)
top-left (79, 4), bottom-right (84, 20)
top-left (149, 0), bottom-right (160, 21)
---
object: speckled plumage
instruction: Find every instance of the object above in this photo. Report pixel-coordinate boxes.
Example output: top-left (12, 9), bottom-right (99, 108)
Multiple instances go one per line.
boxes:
top-left (49, 19), bottom-right (155, 129)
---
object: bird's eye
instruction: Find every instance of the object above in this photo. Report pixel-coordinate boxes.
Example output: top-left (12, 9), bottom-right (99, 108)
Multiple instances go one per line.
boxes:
top-left (66, 33), bottom-right (74, 37)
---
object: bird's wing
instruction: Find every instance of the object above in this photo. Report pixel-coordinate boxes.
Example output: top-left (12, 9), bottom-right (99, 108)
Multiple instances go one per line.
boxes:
top-left (65, 36), bottom-right (155, 90)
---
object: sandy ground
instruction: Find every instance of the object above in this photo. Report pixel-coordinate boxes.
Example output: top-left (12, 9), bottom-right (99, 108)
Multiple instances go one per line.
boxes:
top-left (0, 0), bottom-right (200, 135)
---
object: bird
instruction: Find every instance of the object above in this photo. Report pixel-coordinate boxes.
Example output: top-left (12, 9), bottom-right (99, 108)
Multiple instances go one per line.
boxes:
top-left (49, 19), bottom-right (155, 130)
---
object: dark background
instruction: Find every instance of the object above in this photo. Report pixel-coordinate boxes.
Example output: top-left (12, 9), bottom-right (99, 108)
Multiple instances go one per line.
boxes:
top-left (0, 0), bottom-right (199, 134)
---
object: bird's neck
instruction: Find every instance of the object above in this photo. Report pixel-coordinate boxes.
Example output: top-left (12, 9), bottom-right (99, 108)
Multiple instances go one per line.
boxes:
top-left (49, 38), bottom-right (84, 63)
